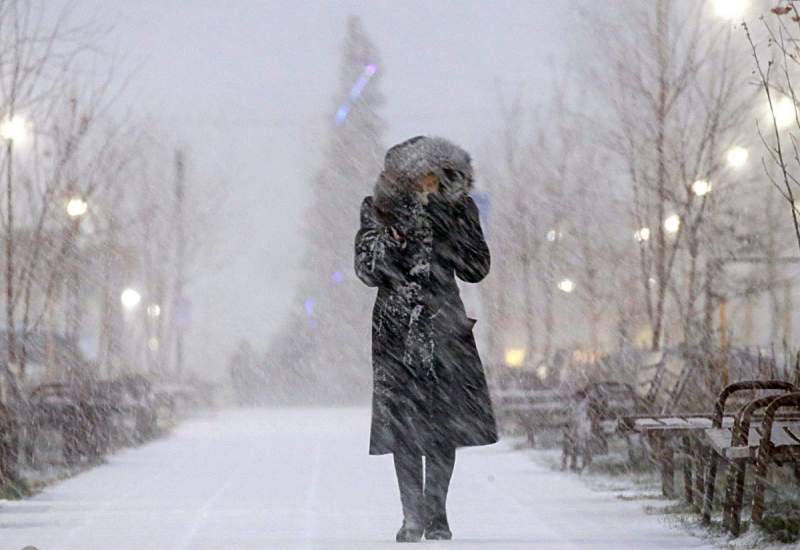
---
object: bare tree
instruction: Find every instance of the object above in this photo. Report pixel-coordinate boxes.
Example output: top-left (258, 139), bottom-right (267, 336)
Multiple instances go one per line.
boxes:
top-left (589, 0), bottom-right (757, 353)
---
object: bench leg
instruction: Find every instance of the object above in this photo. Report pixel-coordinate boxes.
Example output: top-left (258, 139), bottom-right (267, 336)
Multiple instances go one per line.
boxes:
top-left (583, 442), bottom-right (592, 470)
top-left (751, 451), bottom-right (769, 526)
top-left (662, 439), bottom-right (675, 498)
top-left (562, 429), bottom-right (575, 472)
top-left (724, 459), bottom-right (747, 536)
top-left (682, 436), bottom-right (693, 505)
top-left (702, 448), bottom-right (718, 524)
top-left (692, 441), bottom-right (706, 512)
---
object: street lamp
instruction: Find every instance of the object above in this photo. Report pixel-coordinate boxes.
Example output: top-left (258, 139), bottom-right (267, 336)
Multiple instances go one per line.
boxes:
top-left (0, 115), bottom-right (27, 143)
top-left (120, 288), bottom-right (142, 310)
top-left (66, 197), bottom-right (88, 218)
top-left (546, 228), bottom-right (562, 242)
top-left (634, 227), bottom-right (651, 242)
top-left (536, 365), bottom-right (549, 381)
top-left (557, 278), bottom-right (575, 293)
top-left (664, 214), bottom-right (681, 234)
top-left (712, 0), bottom-right (747, 19)
top-left (692, 179), bottom-right (712, 197)
top-left (726, 146), bottom-right (749, 168)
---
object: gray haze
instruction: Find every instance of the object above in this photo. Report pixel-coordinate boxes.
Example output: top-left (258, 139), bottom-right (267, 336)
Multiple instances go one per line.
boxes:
top-left (80, 1), bottom-right (572, 378)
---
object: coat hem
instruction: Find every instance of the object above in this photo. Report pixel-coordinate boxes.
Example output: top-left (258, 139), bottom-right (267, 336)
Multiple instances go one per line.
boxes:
top-left (369, 436), bottom-right (499, 456)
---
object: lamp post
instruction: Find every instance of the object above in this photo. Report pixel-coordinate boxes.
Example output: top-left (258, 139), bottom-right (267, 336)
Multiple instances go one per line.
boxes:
top-left (65, 196), bottom-right (88, 347)
top-left (119, 287), bottom-right (143, 374)
top-left (1, 114), bottom-right (27, 381)
top-left (173, 150), bottom-right (186, 379)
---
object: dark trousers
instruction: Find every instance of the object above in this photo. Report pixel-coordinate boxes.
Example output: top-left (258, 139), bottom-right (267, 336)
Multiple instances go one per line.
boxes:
top-left (393, 444), bottom-right (456, 525)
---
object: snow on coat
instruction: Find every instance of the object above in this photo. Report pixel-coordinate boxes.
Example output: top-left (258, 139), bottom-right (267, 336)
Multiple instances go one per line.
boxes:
top-left (354, 136), bottom-right (497, 456)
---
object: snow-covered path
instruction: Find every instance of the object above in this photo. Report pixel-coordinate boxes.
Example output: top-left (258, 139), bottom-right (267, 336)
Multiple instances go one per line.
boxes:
top-left (0, 408), bottom-right (711, 549)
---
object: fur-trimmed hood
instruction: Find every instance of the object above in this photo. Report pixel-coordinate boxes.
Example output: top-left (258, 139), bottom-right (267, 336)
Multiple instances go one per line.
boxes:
top-left (373, 136), bottom-right (474, 217)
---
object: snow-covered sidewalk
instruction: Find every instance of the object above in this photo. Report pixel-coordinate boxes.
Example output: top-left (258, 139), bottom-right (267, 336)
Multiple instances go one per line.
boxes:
top-left (0, 408), bottom-right (711, 549)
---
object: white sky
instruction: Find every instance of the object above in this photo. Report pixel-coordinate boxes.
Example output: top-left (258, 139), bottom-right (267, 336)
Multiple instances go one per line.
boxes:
top-left (77, 1), bottom-right (572, 378)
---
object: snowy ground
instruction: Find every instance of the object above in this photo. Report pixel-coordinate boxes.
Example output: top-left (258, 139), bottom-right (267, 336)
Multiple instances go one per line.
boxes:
top-left (0, 407), bottom-right (713, 549)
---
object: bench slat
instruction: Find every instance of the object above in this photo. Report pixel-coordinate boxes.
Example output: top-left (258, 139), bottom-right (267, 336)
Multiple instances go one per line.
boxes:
top-left (704, 421), bottom-right (800, 459)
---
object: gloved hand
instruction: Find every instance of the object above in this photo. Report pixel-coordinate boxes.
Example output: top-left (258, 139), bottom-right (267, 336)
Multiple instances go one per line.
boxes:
top-left (425, 193), bottom-right (461, 238)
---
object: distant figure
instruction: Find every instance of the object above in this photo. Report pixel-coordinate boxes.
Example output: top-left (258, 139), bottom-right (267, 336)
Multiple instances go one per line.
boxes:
top-left (354, 136), bottom-right (497, 542)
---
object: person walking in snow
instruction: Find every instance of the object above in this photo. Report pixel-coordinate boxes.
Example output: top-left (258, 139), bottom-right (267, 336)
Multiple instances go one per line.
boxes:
top-left (354, 136), bottom-right (497, 543)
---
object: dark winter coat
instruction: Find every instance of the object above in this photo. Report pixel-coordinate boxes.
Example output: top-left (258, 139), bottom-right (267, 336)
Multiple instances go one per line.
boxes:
top-left (354, 136), bottom-right (498, 456)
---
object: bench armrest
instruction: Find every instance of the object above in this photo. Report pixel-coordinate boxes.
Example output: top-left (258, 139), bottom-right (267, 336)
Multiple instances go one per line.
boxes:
top-left (713, 380), bottom-right (796, 428)
top-left (734, 395), bottom-right (786, 446)
top-left (759, 392), bottom-right (800, 451)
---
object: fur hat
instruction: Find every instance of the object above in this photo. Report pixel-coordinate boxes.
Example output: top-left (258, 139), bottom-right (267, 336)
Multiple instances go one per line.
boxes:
top-left (374, 136), bottom-right (474, 218)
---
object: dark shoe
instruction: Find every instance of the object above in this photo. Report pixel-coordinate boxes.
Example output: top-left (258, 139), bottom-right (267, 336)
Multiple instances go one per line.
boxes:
top-left (396, 519), bottom-right (423, 543)
top-left (424, 515), bottom-right (452, 540)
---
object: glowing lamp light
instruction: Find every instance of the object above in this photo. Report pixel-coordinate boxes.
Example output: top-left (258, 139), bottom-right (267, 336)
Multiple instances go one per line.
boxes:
top-left (772, 97), bottom-right (796, 130)
top-left (557, 278), bottom-right (576, 293)
top-left (536, 365), bottom-right (549, 381)
top-left (304, 297), bottom-right (315, 317)
top-left (148, 338), bottom-right (159, 352)
top-left (331, 271), bottom-right (344, 284)
top-left (120, 288), bottom-right (142, 310)
top-left (546, 228), bottom-right (562, 242)
top-left (146, 303), bottom-right (161, 317)
top-left (66, 197), bottom-right (88, 218)
top-left (634, 227), bottom-right (651, 242)
top-left (0, 115), bottom-right (27, 143)
top-left (692, 179), bottom-right (712, 197)
top-left (664, 214), bottom-right (681, 234)
top-left (504, 348), bottom-right (526, 368)
top-left (712, 0), bottom-right (747, 19)
top-left (726, 146), bottom-right (749, 168)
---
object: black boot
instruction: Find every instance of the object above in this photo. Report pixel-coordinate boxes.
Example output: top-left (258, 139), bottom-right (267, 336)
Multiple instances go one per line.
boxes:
top-left (424, 447), bottom-right (455, 541)
top-left (424, 495), bottom-right (452, 540)
top-left (396, 518), bottom-right (424, 543)
top-left (394, 451), bottom-right (424, 543)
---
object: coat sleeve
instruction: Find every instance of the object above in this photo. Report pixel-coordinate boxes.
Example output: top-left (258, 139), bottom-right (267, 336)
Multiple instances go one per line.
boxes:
top-left (354, 196), bottom-right (405, 288)
top-left (452, 196), bottom-right (490, 283)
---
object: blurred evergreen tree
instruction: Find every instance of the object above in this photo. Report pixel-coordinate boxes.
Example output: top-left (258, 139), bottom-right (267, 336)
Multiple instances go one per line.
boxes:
top-left (267, 15), bottom-right (386, 404)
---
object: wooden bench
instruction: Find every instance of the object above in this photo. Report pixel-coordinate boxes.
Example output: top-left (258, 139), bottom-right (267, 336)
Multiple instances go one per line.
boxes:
top-left (750, 393), bottom-right (800, 531)
top-left (701, 382), bottom-right (800, 536)
top-left (621, 413), bottom-right (729, 500)
top-left (621, 380), bottom-right (800, 505)
top-left (495, 388), bottom-right (570, 446)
